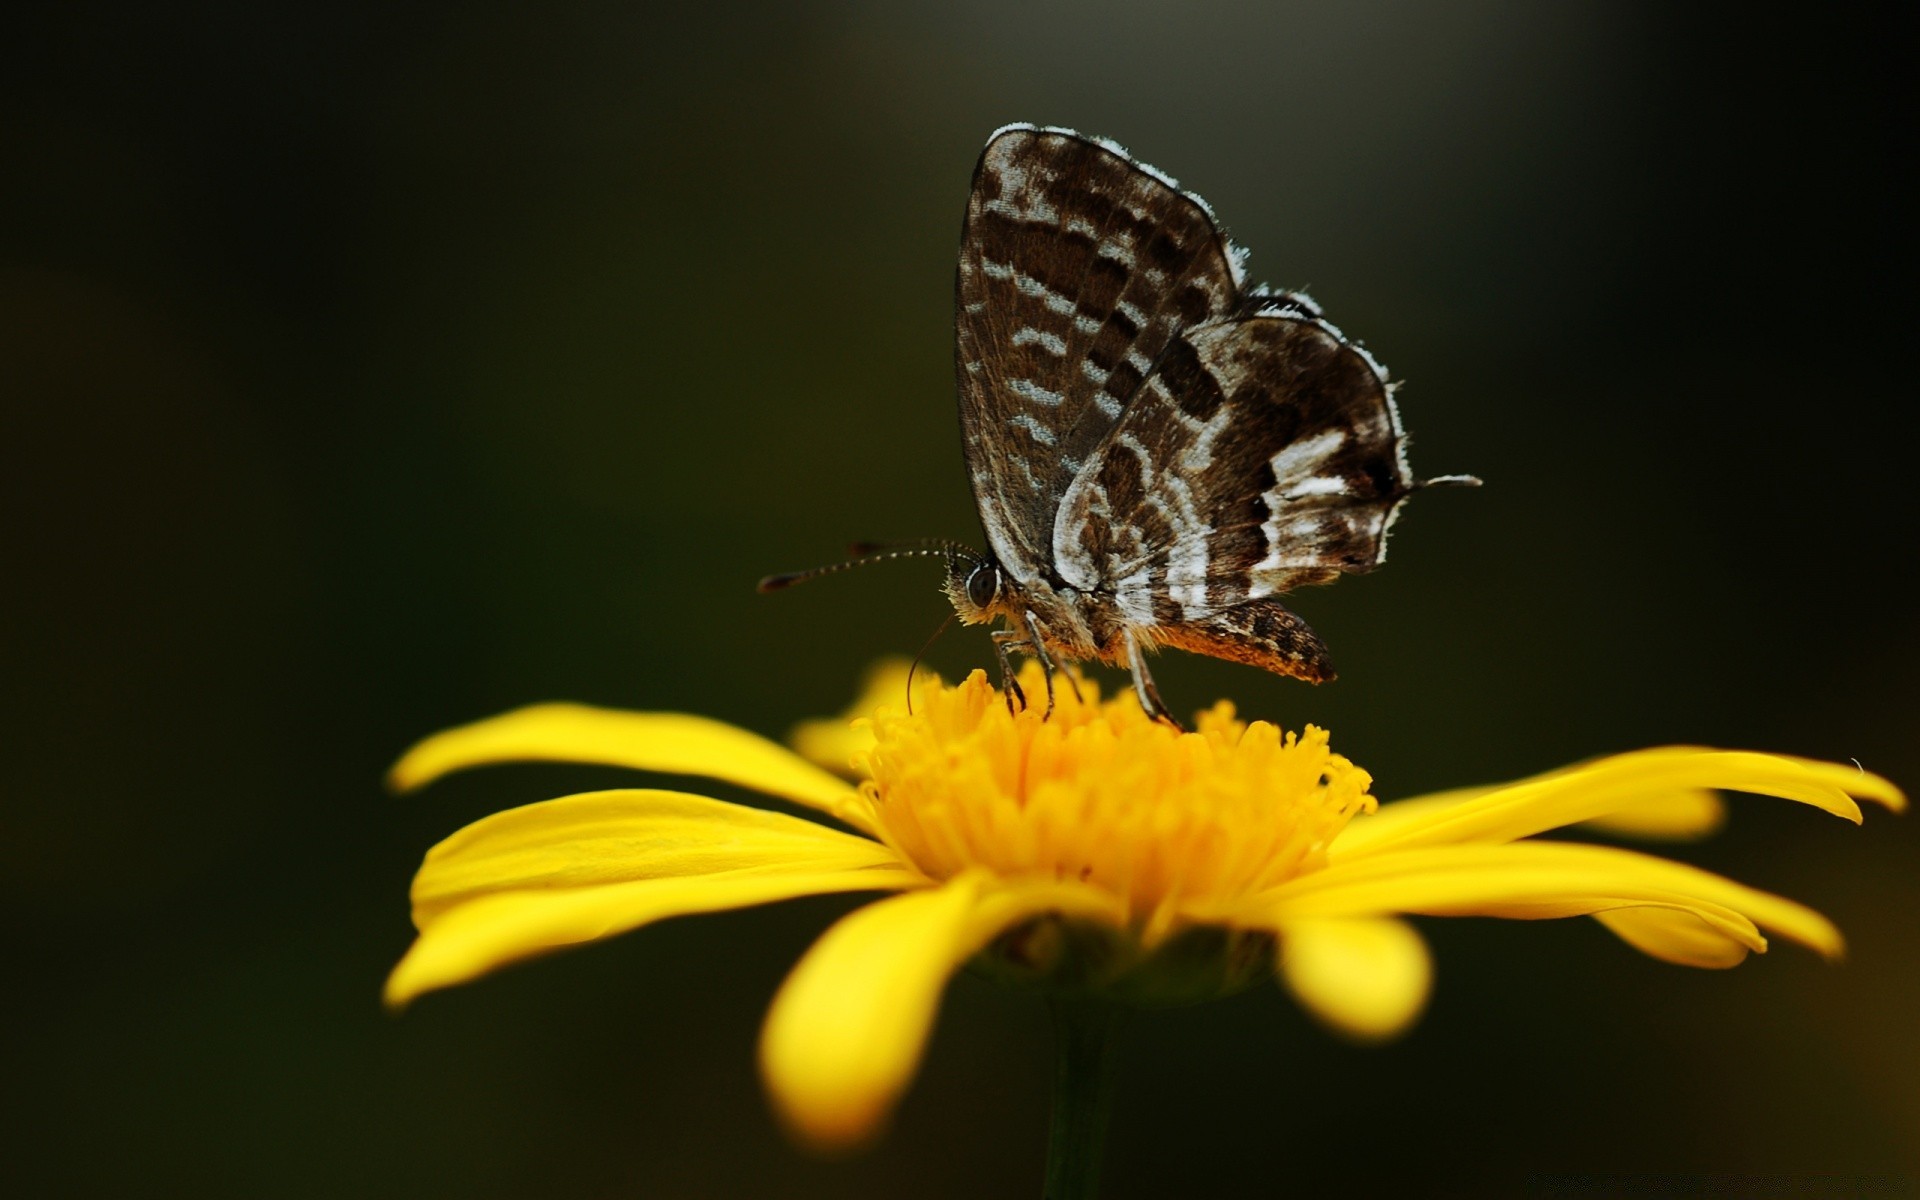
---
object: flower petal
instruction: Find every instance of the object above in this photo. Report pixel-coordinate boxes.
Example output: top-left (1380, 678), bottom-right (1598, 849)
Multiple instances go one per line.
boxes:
top-left (1340, 781), bottom-right (1728, 853)
top-left (390, 703), bottom-right (878, 834)
top-left (408, 789), bottom-right (906, 927)
top-left (386, 864), bottom-right (923, 1009)
top-left (1330, 748), bottom-right (1900, 859)
top-left (1277, 917), bottom-right (1432, 1041)
top-left (1266, 841), bottom-right (1837, 958)
top-left (788, 657), bottom-right (932, 775)
top-left (1580, 790), bottom-right (1727, 840)
top-left (759, 873), bottom-right (1122, 1152)
top-left (1594, 906), bottom-right (1759, 968)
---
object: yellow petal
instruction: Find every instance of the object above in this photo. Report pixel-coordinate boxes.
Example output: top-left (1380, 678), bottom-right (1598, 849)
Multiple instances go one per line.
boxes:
top-left (1277, 917), bottom-right (1432, 1041)
top-left (1594, 906), bottom-right (1759, 968)
top-left (1338, 779), bottom-right (1727, 852)
top-left (759, 873), bottom-right (1122, 1153)
top-left (390, 703), bottom-right (878, 834)
top-left (1348, 746), bottom-right (1909, 847)
top-left (1267, 841), bottom-right (1838, 958)
top-left (1580, 789), bottom-right (1727, 840)
top-left (1331, 748), bottom-right (1897, 859)
top-left (386, 865), bottom-right (923, 1009)
top-left (409, 789), bottom-right (906, 927)
top-left (1328, 784), bottom-right (1484, 854)
top-left (788, 658), bottom-right (932, 775)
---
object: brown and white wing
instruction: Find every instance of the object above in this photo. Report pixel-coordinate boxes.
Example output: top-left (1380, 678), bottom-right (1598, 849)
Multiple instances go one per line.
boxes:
top-left (955, 125), bottom-right (1246, 583)
top-left (1053, 305), bottom-right (1421, 678)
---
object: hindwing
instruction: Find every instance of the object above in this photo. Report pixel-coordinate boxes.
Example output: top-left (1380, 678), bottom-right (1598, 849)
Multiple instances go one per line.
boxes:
top-left (1053, 308), bottom-right (1414, 625)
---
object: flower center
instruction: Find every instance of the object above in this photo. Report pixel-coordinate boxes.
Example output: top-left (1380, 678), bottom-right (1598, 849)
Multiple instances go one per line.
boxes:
top-left (856, 666), bottom-right (1375, 930)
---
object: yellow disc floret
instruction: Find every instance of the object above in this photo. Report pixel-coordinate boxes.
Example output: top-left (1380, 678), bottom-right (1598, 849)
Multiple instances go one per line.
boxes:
top-left (857, 664), bottom-right (1375, 937)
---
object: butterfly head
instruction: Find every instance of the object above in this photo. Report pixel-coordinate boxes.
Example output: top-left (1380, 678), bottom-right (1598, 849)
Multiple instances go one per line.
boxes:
top-left (942, 553), bottom-right (1012, 626)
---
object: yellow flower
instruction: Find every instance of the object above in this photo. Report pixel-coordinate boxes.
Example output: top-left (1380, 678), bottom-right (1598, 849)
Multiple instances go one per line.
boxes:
top-left (386, 664), bottom-right (1902, 1151)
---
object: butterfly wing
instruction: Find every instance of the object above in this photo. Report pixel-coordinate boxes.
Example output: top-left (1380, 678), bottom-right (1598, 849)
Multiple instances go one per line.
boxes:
top-left (955, 125), bottom-right (1246, 584)
top-left (1053, 304), bottom-right (1417, 679)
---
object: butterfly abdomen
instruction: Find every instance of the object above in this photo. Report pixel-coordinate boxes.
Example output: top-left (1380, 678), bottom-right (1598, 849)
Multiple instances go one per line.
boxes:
top-left (1151, 600), bottom-right (1336, 683)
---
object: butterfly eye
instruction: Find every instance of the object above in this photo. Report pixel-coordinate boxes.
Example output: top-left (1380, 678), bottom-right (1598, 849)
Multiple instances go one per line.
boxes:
top-left (966, 563), bottom-right (999, 610)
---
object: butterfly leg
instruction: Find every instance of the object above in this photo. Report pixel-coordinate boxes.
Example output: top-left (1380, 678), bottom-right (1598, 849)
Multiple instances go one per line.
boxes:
top-left (1022, 610), bottom-right (1083, 706)
top-left (990, 629), bottom-right (1030, 715)
top-left (1021, 614), bottom-right (1082, 714)
top-left (1123, 628), bottom-right (1183, 731)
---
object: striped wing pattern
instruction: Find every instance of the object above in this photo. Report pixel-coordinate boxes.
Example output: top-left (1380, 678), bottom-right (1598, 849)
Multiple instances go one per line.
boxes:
top-left (1053, 308), bottom-right (1413, 626)
top-left (953, 124), bottom-right (1447, 687)
top-left (955, 126), bottom-right (1244, 583)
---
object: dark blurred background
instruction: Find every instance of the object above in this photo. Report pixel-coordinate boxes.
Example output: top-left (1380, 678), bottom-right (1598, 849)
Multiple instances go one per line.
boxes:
top-left (4, 3), bottom-right (1914, 1197)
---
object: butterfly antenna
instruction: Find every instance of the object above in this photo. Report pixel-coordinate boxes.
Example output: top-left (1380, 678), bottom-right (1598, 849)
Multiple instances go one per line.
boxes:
top-left (1417, 474), bottom-right (1483, 489)
top-left (905, 611), bottom-right (958, 715)
top-left (845, 538), bottom-right (978, 559)
top-left (756, 545), bottom-right (969, 593)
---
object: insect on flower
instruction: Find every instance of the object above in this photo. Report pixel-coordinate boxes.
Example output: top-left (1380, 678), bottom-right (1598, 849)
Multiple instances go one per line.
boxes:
top-left (761, 125), bottom-right (1477, 723)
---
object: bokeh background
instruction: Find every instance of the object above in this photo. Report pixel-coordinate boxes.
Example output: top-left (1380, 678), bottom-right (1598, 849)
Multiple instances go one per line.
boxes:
top-left (5, 4), bottom-right (1913, 1196)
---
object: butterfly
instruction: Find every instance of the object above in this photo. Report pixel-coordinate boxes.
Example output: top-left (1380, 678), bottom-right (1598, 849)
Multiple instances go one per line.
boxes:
top-left (763, 124), bottom-right (1475, 724)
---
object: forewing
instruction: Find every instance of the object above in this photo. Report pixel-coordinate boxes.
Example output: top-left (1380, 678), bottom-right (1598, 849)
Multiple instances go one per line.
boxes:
top-left (1053, 310), bottom-right (1412, 623)
top-left (955, 125), bottom-right (1245, 581)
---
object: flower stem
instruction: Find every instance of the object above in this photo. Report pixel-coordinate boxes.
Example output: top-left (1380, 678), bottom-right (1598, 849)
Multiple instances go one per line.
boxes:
top-left (1043, 996), bottom-right (1124, 1200)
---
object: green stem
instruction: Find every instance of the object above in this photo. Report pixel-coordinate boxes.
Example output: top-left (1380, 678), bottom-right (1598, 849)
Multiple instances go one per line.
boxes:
top-left (1043, 996), bottom-right (1124, 1200)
